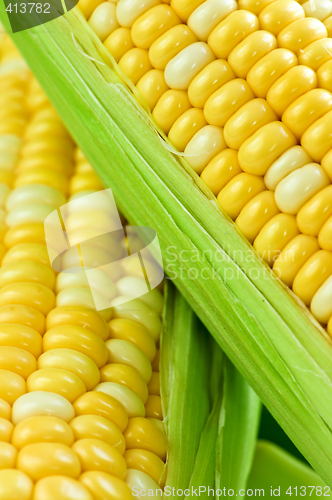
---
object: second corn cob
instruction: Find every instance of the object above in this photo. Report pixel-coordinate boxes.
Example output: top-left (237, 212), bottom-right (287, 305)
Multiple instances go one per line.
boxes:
top-left (0, 38), bottom-right (167, 498)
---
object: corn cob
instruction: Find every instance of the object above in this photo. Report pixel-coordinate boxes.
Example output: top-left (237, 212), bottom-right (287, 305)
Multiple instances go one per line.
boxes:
top-left (74, 0), bottom-right (332, 333)
top-left (0, 37), bottom-right (167, 498)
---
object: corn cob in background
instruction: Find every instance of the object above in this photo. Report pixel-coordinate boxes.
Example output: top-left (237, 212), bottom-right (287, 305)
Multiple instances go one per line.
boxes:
top-left (0, 37), bottom-right (172, 498)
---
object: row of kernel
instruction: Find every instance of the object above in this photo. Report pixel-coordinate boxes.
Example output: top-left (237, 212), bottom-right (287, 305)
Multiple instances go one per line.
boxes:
top-left (63, 153), bottom-right (167, 490)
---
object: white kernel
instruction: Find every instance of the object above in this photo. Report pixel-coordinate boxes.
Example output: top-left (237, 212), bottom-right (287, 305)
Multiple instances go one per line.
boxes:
top-left (275, 163), bottom-right (330, 214)
top-left (164, 42), bottom-right (215, 90)
top-left (264, 146), bottom-right (312, 191)
top-left (184, 125), bottom-right (226, 174)
top-left (188, 0), bottom-right (237, 41)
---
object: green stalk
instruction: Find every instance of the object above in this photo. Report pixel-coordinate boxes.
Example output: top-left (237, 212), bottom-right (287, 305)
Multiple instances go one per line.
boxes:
top-left (2, 7), bottom-right (332, 481)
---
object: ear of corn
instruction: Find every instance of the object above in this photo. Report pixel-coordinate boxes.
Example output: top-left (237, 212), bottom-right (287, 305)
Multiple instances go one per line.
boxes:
top-left (4, 0), bottom-right (332, 484)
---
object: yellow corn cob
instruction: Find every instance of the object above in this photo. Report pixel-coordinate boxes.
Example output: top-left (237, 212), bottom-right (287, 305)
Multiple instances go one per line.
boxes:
top-left (0, 36), bottom-right (166, 499)
top-left (77, 0), bottom-right (332, 334)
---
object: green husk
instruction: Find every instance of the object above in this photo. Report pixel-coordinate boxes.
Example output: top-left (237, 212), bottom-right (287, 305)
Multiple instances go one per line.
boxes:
top-left (3, 6), bottom-right (332, 482)
top-left (161, 282), bottom-right (261, 494)
top-left (216, 358), bottom-right (261, 491)
top-left (248, 441), bottom-right (326, 498)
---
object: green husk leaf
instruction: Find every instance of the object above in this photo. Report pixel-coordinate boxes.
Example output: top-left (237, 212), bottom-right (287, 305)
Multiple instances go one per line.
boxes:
top-left (3, 6), bottom-right (332, 482)
top-left (161, 281), bottom-right (212, 489)
top-left (248, 441), bottom-right (326, 499)
top-left (216, 358), bottom-right (261, 492)
top-left (188, 347), bottom-right (224, 495)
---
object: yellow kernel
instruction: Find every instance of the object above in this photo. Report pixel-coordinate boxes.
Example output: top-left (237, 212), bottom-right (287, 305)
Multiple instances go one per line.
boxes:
top-left (72, 438), bottom-right (127, 478)
top-left (14, 168), bottom-right (68, 195)
top-left (297, 185), bottom-right (332, 236)
top-left (27, 368), bottom-right (86, 403)
top-left (0, 369), bottom-right (26, 405)
top-left (0, 304), bottom-right (45, 335)
top-left (228, 30), bottom-right (277, 79)
top-left (4, 223), bottom-right (47, 247)
top-left (254, 213), bottom-right (300, 265)
top-left (0, 418), bottom-right (13, 442)
top-left (282, 88), bottom-right (332, 140)
top-left (125, 448), bottom-right (166, 487)
top-left (153, 89), bottom-right (191, 134)
top-left (266, 65), bottom-right (317, 117)
top-left (2, 243), bottom-right (51, 268)
top-left (170, 0), bottom-right (204, 22)
top-left (136, 69), bottom-right (169, 111)
top-left (238, 0), bottom-right (278, 15)
top-left (238, 122), bottom-right (297, 176)
top-left (100, 363), bottom-right (149, 404)
top-left (145, 395), bottom-right (162, 419)
top-left (124, 417), bottom-right (167, 461)
top-left (259, 0), bottom-right (305, 36)
top-left (149, 24), bottom-right (197, 70)
top-left (247, 49), bottom-right (298, 98)
top-left (200, 149), bottom-right (242, 196)
top-left (0, 260), bottom-right (55, 290)
top-left (208, 10), bottom-right (259, 59)
top-left (132, 5), bottom-right (180, 49)
top-left (188, 59), bottom-right (235, 108)
top-left (317, 59), bottom-right (332, 92)
top-left (0, 324), bottom-right (42, 358)
top-left (70, 415), bottom-right (126, 455)
top-left (95, 381), bottom-right (146, 418)
top-left (73, 391), bottom-right (128, 432)
top-left (0, 282), bottom-right (54, 316)
top-left (77, 0), bottom-right (103, 18)
top-left (104, 28), bottom-right (135, 62)
top-left (118, 48), bottom-right (152, 85)
top-left (148, 372), bottom-right (161, 396)
top-left (33, 476), bottom-right (93, 500)
top-left (319, 216), bottom-right (332, 251)
top-left (273, 234), bottom-right (320, 287)
top-left (204, 78), bottom-right (255, 127)
top-left (46, 306), bottom-right (109, 341)
top-left (168, 108), bottom-right (207, 151)
top-left (108, 318), bottom-right (156, 362)
top-left (293, 250), bottom-right (332, 305)
top-left (278, 18), bottom-right (327, 53)
top-left (0, 469), bottom-right (32, 499)
top-left (0, 442), bottom-right (17, 469)
top-left (69, 172), bottom-right (103, 195)
top-left (17, 443), bottom-right (81, 481)
top-left (0, 398), bottom-right (11, 420)
top-left (224, 98), bottom-right (277, 149)
top-left (38, 349), bottom-right (100, 391)
top-left (236, 191), bottom-right (280, 243)
top-left (217, 173), bottom-right (266, 219)
top-left (79, 470), bottom-right (133, 500)
top-left (298, 38), bottom-right (332, 71)
top-left (301, 109), bottom-right (332, 162)
top-left (0, 346), bottom-right (36, 379)
top-left (12, 416), bottom-right (74, 449)
top-left (43, 325), bottom-right (108, 368)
